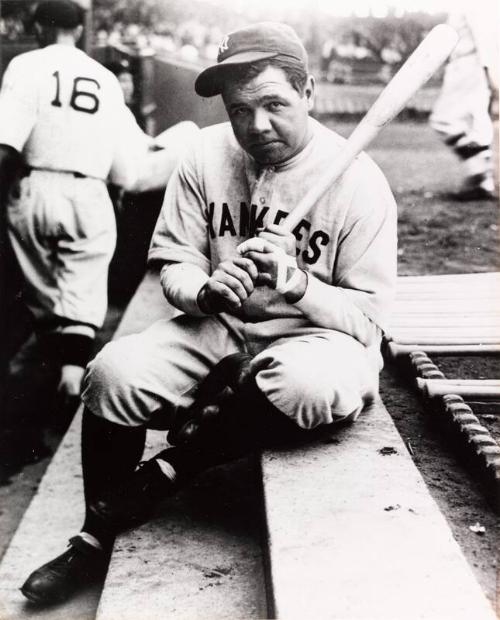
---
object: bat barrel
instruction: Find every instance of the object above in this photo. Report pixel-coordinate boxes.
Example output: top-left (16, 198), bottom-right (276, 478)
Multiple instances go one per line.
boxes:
top-left (281, 24), bottom-right (458, 232)
top-left (363, 24), bottom-right (459, 129)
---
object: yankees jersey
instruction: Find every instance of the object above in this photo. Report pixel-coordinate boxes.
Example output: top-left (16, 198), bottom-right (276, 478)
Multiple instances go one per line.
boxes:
top-left (149, 118), bottom-right (397, 349)
top-left (0, 44), bottom-right (145, 181)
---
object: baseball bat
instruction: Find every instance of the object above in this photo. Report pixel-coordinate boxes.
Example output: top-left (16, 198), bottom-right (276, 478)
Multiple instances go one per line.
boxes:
top-left (281, 24), bottom-right (458, 232)
top-left (417, 378), bottom-right (500, 400)
top-left (386, 341), bottom-right (500, 358)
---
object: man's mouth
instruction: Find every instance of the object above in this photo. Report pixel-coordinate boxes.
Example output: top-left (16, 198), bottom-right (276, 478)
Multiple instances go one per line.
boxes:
top-left (252, 140), bottom-right (280, 148)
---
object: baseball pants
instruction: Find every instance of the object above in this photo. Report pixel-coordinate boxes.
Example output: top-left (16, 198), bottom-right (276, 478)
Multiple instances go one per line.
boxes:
top-left (430, 54), bottom-right (494, 182)
top-left (7, 169), bottom-right (116, 329)
top-left (82, 314), bottom-right (380, 430)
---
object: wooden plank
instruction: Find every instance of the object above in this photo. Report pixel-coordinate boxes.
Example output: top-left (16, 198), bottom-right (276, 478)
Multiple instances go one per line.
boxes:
top-left (392, 327), bottom-right (500, 335)
top-left (392, 315), bottom-right (500, 321)
top-left (392, 337), bottom-right (500, 345)
top-left (396, 272), bottom-right (499, 285)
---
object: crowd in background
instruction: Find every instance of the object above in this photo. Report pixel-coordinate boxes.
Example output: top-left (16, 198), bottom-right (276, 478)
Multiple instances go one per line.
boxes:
top-left (0, 14), bottom-right (27, 40)
top-left (93, 19), bottom-right (225, 64)
top-left (1, 0), bottom-right (444, 82)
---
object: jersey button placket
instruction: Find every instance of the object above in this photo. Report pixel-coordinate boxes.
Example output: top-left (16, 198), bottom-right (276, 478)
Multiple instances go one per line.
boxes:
top-left (250, 167), bottom-right (274, 217)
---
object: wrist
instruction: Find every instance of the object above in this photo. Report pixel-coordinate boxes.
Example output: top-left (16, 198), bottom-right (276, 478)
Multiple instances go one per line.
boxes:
top-left (284, 269), bottom-right (308, 304)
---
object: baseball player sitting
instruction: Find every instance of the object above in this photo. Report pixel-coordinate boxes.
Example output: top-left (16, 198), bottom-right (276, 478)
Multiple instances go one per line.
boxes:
top-left (0, 0), bottom-right (198, 460)
top-left (21, 22), bottom-right (397, 605)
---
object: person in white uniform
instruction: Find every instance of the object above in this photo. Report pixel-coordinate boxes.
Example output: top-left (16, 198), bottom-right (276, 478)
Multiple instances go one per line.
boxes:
top-left (21, 22), bottom-right (397, 606)
top-left (0, 0), bottom-right (198, 459)
top-left (430, 0), bottom-right (499, 200)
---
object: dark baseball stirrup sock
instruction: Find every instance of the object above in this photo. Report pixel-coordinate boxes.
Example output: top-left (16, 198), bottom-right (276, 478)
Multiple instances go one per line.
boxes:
top-left (39, 322), bottom-right (97, 369)
top-left (80, 408), bottom-right (146, 548)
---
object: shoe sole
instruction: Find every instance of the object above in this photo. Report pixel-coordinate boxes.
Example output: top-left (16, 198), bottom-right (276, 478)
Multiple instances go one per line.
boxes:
top-left (20, 585), bottom-right (58, 605)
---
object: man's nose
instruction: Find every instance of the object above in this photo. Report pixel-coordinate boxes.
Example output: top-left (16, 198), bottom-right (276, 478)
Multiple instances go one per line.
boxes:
top-left (250, 108), bottom-right (272, 133)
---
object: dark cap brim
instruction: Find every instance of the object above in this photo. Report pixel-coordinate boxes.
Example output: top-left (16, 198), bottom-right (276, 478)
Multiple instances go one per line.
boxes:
top-left (195, 50), bottom-right (279, 97)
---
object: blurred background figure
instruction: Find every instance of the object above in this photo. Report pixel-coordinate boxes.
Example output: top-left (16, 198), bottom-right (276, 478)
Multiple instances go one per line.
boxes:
top-left (107, 60), bottom-right (135, 106)
top-left (104, 57), bottom-right (199, 304)
top-left (429, 0), bottom-right (499, 201)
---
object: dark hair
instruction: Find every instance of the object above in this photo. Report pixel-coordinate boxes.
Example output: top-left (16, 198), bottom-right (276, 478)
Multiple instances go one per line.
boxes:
top-left (32, 0), bottom-right (83, 29)
top-left (105, 61), bottom-right (132, 77)
top-left (224, 56), bottom-right (308, 95)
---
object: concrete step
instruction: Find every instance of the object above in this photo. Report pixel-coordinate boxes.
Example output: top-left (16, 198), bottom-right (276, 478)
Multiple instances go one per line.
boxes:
top-left (96, 269), bottom-right (267, 618)
top-left (1, 270), bottom-right (497, 619)
top-left (0, 271), bottom-right (171, 620)
top-left (99, 271), bottom-right (496, 619)
top-left (96, 439), bottom-right (266, 620)
top-left (0, 270), bottom-right (266, 619)
top-left (262, 399), bottom-right (497, 619)
top-left (111, 268), bottom-right (172, 339)
top-left (0, 409), bottom-right (99, 620)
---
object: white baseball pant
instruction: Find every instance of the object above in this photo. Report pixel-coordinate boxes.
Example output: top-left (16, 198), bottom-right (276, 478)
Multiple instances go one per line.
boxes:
top-left (430, 55), bottom-right (494, 183)
top-left (82, 314), bottom-right (380, 430)
top-left (7, 170), bottom-right (116, 329)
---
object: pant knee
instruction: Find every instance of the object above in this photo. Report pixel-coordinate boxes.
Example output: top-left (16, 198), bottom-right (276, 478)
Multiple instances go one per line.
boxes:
top-left (84, 340), bottom-right (132, 393)
top-left (82, 338), bottom-right (153, 426)
top-left (253, 340), bottom-right (377, 430)
top-left (255, 356), bottom-right (348, 430)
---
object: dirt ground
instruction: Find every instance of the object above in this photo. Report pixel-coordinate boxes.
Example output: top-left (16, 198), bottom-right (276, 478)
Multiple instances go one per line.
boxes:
top-left (332, 121), bottom-right (499, 612)
top-left (1, 120), bottom-right (499, 613)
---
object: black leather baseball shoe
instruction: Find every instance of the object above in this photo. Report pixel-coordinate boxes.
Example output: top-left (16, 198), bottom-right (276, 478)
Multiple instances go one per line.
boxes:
top-left (449, 173), bottom-right (498, 202)
top-left (452, 186), bottom-right (498, 201)
top-left (21, 535), bottom-right (109, 605)
top-left (89, 457), bottom-right (178, 530)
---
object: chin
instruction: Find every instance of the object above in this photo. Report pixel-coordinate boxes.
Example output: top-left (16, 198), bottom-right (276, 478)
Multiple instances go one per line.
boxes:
top-left (251, 146), bottom-right (286, 166)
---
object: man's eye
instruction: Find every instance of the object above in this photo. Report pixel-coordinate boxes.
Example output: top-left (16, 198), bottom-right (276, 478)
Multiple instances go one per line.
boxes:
top-left (232, 107), bottom-right (248, 117)
top-left (268, 101), bottom-right (284, 111)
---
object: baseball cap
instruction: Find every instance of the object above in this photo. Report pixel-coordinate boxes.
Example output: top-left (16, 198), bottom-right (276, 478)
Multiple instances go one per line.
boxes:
top-left (32, 0), bottom-right (84, 29)
top-left (195, 22), bottom-right (308, 97)
top-left (106, 60), bottom-right (132, 77)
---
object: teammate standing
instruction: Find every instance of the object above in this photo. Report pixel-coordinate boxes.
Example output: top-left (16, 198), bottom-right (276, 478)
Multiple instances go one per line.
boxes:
top-left (430, 0), bottom-right (499, 200)
top-left (0, 0), bottom-right (187, 459)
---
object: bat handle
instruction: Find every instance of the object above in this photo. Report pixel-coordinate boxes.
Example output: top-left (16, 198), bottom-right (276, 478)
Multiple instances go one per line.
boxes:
top-left (280, 123), bottom-right (378, 232)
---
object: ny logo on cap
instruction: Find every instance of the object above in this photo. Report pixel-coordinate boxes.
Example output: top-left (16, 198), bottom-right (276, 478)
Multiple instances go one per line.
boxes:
top-left (219, 35), bottom-right (230, 55)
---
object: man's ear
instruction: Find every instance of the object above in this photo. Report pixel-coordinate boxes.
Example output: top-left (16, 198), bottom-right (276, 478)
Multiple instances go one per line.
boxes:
top-left (74, 24), bottom-right (84, 41)
top-left (304, 75), bottom-right (315, 111)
